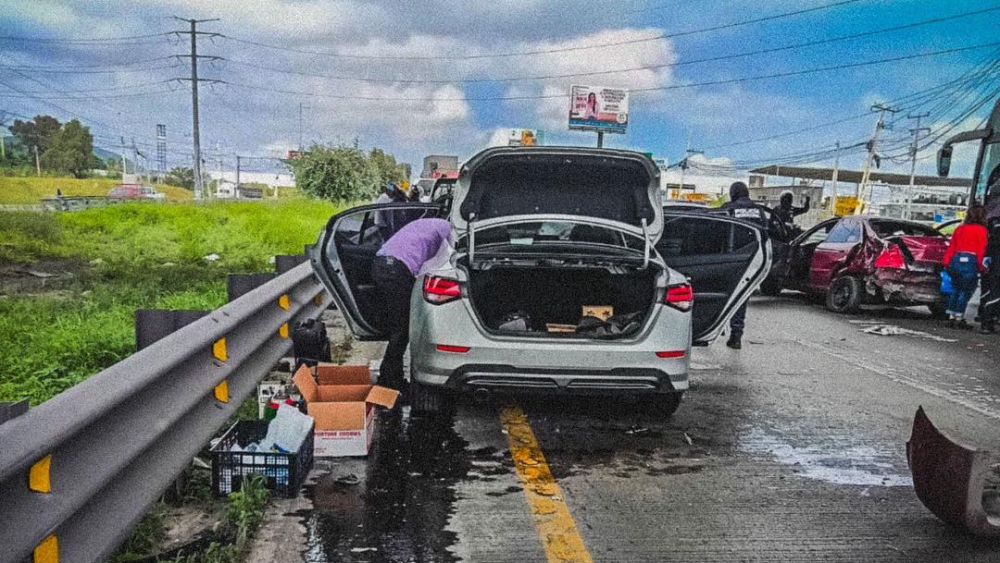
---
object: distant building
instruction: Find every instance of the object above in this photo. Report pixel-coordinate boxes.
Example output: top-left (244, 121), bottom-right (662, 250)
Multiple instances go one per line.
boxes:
top-left (205, 171), bottom-right (295, 189)
top-left (420, 155), bottom-right (459, 179)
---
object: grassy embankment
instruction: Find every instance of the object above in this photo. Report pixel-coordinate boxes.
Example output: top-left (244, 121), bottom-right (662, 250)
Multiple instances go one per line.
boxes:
top-left (0, 198), bottom-right (338, 405)
top-left (0, 176), bottom-right (193, 204)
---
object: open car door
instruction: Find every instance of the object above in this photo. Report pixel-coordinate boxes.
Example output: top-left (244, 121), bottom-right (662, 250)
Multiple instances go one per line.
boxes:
top-left (656, 211), bottom-right (771, 344)
top-left (310, 202), bottom-right (443, 340)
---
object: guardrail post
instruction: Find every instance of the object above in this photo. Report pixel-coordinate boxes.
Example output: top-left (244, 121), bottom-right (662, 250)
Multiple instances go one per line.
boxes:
top-left (227, 273), bottom-right (277, 302)
top-left (275, 254), bottom-right (308, 275)
top-left (0, 400), bottom-right (29, 426)
top-left (135, 310), bottom-right (210, 351)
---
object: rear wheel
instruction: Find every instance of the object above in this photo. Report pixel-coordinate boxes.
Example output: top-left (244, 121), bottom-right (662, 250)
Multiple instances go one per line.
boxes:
top-left (826, 276), bottom-right (862, 314)
top-left (642, 392), bottom-right (683, 418)
top-left (410, 377), bottom-right (449, 416)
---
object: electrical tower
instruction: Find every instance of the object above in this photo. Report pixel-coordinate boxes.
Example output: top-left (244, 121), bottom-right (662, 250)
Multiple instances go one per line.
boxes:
top-left (172, 17), bottom-right (223, 200)
top-left (156, 124), bottom-right (167, 173)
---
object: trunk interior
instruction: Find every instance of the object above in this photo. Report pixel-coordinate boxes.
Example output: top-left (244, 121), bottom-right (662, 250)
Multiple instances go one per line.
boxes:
top-left (466, 264), bottom-right (659, 339)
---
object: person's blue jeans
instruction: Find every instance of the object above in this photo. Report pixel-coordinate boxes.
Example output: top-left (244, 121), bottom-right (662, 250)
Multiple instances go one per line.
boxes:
top-left (947, 252), bottom-right (979, 318)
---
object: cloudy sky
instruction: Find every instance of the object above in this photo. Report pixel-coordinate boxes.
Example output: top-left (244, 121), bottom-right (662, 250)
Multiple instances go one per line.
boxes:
top-left (1, 0), bottom-right (998, 178)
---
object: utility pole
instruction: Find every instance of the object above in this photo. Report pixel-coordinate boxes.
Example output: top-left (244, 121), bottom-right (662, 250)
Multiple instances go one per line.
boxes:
top-left (0, 112), bottom-right (7, 160)
top-left (34, 145), bottom-right (40, 176)
top-left (856, 103), bottom-right (899, 214)
top-left (173, 17), bottom-right (222, 201)
top-left (235, 155), bottom-right (241, 199)
top-left (906, 112), bottom-right (931, 221)
top-left (298, 103), bottom-right (310, 151)
top-left (831, 140), bottom-right (840, 193)
top-left (678, 148), bottom-right (704, 199)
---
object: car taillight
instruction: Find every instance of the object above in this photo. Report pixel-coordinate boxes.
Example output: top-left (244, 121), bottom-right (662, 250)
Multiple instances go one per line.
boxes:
top-left (436, 344), bottom-right (470, 354)
top-left (656, 350), bottom-right (687, 359)
top-left (665, 284), bottom-right (694, 311)
top-left (423, 276), bottom-right (461, 304)
top-left (875, 246), bottom-right (906, 270)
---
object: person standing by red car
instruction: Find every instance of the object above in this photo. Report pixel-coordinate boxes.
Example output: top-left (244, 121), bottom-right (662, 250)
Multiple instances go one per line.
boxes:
top-left (942, 205), bottom-right (989, 329)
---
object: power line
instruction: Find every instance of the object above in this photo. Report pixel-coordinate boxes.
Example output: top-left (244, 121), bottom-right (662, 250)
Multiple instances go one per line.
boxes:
top-left (701, 54), bottom-right (1000, 152)
top-left (222, 6), bottom-right (1000, 86)
top-left (223, 0), bottom-right (865, 61)
top-left (0, 63), bottom-right (181, 75)
top-left (223, 40), bottom-right (1000, 102)
top-left (0, 32), bottom-right (172, 43)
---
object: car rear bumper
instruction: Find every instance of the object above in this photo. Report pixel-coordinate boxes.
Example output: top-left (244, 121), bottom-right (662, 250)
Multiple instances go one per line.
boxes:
top-left (409, 297), bottom-right (690, 395)
top-left (443, 364), bottom-right (678, 394)
top-left (872, 270), bottom-right (942, 305)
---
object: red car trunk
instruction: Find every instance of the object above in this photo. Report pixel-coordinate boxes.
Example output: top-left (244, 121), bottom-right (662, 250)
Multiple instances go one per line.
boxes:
top-left (872, 235), bottom-right (949, 305)
top-left (897, 235), bottom-right (948, 267)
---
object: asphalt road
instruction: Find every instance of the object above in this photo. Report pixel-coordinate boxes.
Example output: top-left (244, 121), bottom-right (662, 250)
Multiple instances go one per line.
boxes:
top-left (255, 294), bottom-right (1000, 562)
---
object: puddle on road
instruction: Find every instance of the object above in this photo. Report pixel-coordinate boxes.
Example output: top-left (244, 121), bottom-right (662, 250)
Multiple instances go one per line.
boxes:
top-left (302, 409), bottom-right (508, 562)
top-left (740, 427), bottom-right (912, 487)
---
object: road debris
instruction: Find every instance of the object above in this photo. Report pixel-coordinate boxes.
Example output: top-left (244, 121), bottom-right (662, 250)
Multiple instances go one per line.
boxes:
top-left (861, 324), bottom-right (957, 342)
top-left (907, 406), bottom-right (1000, 536)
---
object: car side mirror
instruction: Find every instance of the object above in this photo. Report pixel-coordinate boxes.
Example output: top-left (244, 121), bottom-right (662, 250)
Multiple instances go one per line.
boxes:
top-left (937, 145), bottom-right (953, 177)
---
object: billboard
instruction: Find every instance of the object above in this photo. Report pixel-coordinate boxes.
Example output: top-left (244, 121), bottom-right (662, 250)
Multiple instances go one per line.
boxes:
top-left (568, 85), bottom-right (629, 134)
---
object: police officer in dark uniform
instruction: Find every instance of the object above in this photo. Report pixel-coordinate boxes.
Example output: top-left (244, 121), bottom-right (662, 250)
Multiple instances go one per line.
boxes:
top-left (771, 191), bottom-right (811, 236)
top-left (722, 181), bottom-right (768, 349)
top-left (979, 165), bottom-right (1000, 334)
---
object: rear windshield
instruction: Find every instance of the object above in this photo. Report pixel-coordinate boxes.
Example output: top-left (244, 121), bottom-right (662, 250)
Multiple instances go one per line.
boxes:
top-left (463, 221), bottom-right (645, 253)
top-left (869, 220), bottom-right (942, 238)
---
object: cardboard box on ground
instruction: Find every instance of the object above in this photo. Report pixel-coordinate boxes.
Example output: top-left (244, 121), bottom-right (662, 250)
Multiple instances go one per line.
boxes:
top-left (293, 363), bottom-right (399, 457)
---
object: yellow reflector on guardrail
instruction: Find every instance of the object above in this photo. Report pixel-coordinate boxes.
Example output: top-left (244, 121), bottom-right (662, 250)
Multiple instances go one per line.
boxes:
top-left (314, 294), bottom-right (324, 306)
top-left (214, 380), bottom-right (229, 403)
top-left (213, 338), bottom-right (228, 362)
top-left (279, 323), bottom-right (289, 339)
top-left (278, 294), bottom-right (290, 310)
top-left (29, 454), bottom-right (52, 493)
top-left (34, 535), bottom-right (58, 563)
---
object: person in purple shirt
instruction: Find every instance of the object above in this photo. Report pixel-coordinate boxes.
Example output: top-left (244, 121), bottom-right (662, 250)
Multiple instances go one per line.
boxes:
top-left (372, 218), bottom-right (452, 391)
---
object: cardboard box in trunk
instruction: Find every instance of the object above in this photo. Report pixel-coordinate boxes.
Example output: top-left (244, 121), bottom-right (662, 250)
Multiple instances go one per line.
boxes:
top-left (292, 364), bottom-right (399, 457)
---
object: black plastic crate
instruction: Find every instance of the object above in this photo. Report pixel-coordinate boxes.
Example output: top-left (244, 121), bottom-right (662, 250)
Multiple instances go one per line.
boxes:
top-left (210, 420), bottom-right (314, 498)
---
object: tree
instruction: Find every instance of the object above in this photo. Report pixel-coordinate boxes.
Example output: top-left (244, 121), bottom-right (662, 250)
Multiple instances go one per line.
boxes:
top-left (289, 145), bottom-right (381, 203)
top-left (165, 167), bottom-right (195, 189)
top-left (10, 115), bottom-right (61, 154)
top-left (368, 148), bottom-right (410, 189)
top-left (39, 119), bottom-right (93, 178)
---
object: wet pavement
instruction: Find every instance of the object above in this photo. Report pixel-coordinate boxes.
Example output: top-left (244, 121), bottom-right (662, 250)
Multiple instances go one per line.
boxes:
top-left (261, 293), bottom-right (1000, 562)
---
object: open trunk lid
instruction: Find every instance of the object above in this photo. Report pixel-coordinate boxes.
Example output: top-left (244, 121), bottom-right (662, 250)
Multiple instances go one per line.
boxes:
top-left (452, 147), bottom-right (663, 241)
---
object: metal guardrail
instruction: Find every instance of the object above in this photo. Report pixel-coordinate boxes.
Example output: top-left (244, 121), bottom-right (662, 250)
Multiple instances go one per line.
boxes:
top-left (0, 261), bottom-right (328, 563)
top-left (39, 196), bottom-right (119, 212)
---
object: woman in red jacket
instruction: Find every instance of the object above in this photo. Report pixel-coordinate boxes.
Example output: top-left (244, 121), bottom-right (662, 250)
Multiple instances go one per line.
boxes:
top-left (942, 205), bottom-right (989, 328)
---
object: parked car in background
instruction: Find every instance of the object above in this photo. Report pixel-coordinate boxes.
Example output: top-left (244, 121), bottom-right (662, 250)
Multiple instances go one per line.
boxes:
top-left (107, 184), bottom-right (166, 201)
top-left (312, 147), bottom-right (771, 416)
top-left (768, 216), bottom-right (949, 314)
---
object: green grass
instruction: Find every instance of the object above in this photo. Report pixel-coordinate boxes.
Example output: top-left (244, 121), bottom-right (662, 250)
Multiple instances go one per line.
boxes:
top-left (0, 198), bottom-right (338, 405)
top-left (0, 176), bottom-right (193, 204)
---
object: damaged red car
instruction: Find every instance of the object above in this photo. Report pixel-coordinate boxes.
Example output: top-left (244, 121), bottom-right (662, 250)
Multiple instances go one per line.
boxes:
top-left (771, 216), bottom-right (949, 314)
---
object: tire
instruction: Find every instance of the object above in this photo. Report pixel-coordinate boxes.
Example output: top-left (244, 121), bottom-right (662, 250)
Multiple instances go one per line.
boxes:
top-left (826, 276), bottom-right (862, 314)
top-left (927, 302), bottom-right (949, 320)
top-left (642, 392), bottom-right (684, 418)
top-left (410, 379), bottom-right (448, 416)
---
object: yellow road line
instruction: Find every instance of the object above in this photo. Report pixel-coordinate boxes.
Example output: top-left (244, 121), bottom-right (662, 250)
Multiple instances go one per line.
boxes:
top-left (499, 405), bottom-right (594, 563)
